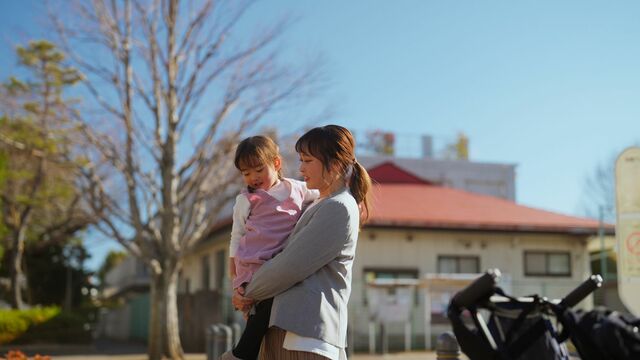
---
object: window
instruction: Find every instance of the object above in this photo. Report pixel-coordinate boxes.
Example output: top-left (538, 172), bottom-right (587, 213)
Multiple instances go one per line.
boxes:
top-left (524, 251), bottom-right (571, 277)
top-left (363, 268), bottom-right (419, 305)
top-left (364, 268), bottom-right (419, 282)
top-left (201, 255), bottom-right (210, 291)
top-left (438, 255), bottom-right (480, 274)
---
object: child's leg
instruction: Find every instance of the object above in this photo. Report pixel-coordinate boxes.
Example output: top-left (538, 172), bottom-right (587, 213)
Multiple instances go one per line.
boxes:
top-left (232, 297), bottom-right (274, 360)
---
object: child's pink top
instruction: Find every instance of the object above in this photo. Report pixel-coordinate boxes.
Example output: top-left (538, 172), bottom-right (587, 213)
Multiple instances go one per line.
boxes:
top-left (233, 178), bottom-right (308, 289)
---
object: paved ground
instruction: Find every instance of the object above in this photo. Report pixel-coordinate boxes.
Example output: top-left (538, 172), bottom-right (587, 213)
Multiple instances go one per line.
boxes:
top-left (47, 353), bottom-right (442, 360)
top-left (0, 351), bottom-right (445, 360)
top-left (0, 339), bottom-right (465, 360)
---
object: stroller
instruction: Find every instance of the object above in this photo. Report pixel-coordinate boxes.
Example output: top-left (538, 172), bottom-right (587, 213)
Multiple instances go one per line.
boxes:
top-left (446, 269), bottom-right (638, 360)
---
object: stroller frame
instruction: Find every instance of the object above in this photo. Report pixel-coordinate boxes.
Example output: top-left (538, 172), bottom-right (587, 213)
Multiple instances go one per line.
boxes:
top-left (447, 269), bottom-right (603, 360)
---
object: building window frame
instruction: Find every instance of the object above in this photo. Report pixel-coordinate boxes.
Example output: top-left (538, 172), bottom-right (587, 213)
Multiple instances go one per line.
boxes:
top-left (437, 255), bottom-right (480, 274)
top-left (362, 267), bottom-right (419, 306)
top-left (524, 250), bottom-right (572, 277)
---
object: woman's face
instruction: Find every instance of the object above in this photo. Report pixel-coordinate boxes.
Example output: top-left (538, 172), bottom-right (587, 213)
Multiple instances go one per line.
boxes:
top-left (298, 152), bottom-right (332, 193)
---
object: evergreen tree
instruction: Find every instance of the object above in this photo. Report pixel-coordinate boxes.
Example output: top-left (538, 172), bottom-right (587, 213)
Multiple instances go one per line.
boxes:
top-left (0, 41), bottom-right (93, 309)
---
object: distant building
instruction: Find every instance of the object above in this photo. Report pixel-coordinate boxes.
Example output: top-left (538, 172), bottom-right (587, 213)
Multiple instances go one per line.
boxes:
top-left (99, 257), bottom-right (150, 342)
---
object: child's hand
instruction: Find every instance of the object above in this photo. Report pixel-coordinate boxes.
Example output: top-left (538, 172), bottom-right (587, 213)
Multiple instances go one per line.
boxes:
top-left (229, 258), bottom-right (236, 279)
top-left (232, 287), bottom-right (254, 312)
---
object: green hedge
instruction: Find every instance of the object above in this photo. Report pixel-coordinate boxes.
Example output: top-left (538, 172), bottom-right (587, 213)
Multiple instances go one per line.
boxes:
top-left (0, 307), bottom-right (95, 344)
top-left (0, 307), bottom-right (60, 344)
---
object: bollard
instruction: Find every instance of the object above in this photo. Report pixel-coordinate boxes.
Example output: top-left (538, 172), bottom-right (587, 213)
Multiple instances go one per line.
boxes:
top-left (231, 322), bottom-right (242, 346)
top-left (436, 331), bottom-right (461, 360)
top-left (206, 323), bottom-right (235, 360)
top-left (206, 324), bottom-right (219, 360)
top-left (218, 323), bottom-right (233, 353)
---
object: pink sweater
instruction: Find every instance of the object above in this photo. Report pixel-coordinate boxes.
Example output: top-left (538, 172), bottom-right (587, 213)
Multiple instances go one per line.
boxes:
top-left (233, 179), bottom-right (308, 289)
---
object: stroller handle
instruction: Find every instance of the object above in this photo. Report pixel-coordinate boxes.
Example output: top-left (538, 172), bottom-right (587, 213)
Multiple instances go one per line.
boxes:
top-left (451, 269), bottom-right (501, 309)
top-left (560, 274), bottom-right (603, 308)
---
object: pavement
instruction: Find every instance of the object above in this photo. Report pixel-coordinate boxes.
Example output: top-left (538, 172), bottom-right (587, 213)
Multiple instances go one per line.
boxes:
top-left (44, 353), bottom-right (443, 360)
top-left (0, 340), bottom-right (448, 360)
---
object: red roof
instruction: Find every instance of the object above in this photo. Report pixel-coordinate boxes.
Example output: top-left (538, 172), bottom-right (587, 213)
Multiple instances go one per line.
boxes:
top-left (368, 183), bottom-right (613, 234)
top-left (368, 162), bottom-right (433, 184)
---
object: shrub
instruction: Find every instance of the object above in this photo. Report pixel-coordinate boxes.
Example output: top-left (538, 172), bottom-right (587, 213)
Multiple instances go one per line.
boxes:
top-left (0, 308), bottom-right (59, 344)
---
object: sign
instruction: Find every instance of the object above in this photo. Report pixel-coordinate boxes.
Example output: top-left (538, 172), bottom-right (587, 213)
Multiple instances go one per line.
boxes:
top-left (615, 147), bottom-right (640, 316)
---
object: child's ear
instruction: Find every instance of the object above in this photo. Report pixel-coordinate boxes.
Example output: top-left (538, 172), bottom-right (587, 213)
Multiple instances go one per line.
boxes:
top-left (274, 156), bottom-right (282, 170)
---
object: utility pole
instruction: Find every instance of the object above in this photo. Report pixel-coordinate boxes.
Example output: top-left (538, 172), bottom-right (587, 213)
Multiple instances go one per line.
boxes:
top-left (599, 205), bottom-right (607, 282)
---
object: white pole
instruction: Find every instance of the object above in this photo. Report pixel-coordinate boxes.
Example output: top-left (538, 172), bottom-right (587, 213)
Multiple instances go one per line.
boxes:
top-left (424, 286), bottom-right (432, 349)
top-left (405, 321), bottom-right (411, 351)
top-left (368, 321), bottom-right (376, 354)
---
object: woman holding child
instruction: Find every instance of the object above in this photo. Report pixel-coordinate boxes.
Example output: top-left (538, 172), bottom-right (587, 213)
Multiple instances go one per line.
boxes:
top-left (224, 125), bottom-right (371, 360)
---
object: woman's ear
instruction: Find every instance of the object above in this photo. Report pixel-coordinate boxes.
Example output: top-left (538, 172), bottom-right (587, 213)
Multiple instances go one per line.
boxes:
top-left (328, 160), bottom-right (342, 179)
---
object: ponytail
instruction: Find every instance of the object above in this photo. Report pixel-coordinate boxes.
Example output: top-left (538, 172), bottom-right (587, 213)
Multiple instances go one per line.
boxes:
top-left (350, 161), bottom-right (372, 225)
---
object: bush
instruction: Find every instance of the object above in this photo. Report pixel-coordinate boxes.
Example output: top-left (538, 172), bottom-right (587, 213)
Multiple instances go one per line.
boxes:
top-left (16, 311), bottom-right (93, 344)
top-left (0, 307), bottom-right (59, 344)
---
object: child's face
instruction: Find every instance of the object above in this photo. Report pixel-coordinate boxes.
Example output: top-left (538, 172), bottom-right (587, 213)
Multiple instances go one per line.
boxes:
top-left (298, 152), bottom-right (331, 192)
top-left (240, 158), bottom-right (281, 191)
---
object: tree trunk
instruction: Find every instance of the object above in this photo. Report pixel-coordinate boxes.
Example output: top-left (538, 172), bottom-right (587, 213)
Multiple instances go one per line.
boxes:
top-left (9, 225), bottom-right (27, 309)
top-left (149, 267), bottom-right (183, 360)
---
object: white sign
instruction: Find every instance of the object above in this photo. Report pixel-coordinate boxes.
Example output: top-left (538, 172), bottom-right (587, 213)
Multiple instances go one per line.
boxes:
top-left (366, 285), bottom-right (415, 323)
top-left (615, 147), bottom-right (640, 316)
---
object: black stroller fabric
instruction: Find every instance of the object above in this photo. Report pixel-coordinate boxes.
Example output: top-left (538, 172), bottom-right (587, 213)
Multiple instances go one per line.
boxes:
top-left (448, 289), bottom-right (570, 360)
top-left (558, 307), bottom-right (640, 360)
top-left (488, 300), bottom-right (569, 360)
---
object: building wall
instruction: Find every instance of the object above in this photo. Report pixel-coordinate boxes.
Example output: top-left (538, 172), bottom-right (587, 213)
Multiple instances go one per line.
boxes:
top-left (181, 232), bottom-right (229, 294)
top-left (350, 228), bottom-right (592, 350)
top-left (359, 156), bottom-right (517, 201)
top-left (179, 225), bottom-right (593, 351)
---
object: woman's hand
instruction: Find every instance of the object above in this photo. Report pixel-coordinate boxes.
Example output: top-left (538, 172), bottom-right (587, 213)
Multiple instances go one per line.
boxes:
top-left (232, 287), bottom-right (255, 312)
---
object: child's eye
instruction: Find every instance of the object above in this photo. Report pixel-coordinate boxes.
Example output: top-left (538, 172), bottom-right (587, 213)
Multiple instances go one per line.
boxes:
top-left (256, 167), bottom-right (264, 172)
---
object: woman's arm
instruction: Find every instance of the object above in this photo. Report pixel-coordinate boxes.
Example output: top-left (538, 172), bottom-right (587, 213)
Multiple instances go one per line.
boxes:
top-left (244, 200), bottom-right (353, 300)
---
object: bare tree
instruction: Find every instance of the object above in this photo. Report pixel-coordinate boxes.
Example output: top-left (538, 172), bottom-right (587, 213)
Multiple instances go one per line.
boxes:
top-left (51, 1), bottom-right (322, 358)
top-left (580, 153), bottom-right (618, 223)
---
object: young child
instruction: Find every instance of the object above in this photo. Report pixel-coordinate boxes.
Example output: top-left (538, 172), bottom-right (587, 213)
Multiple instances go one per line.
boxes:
top-left (223, 135), bottom-right (319, 360)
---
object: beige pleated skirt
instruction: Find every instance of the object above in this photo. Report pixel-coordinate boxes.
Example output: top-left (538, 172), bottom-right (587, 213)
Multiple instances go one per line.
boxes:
top-left (258, 327), bottom-right (330, 360)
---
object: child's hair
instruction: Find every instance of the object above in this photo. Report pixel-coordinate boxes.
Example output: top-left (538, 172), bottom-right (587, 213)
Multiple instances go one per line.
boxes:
top-left (234, 135), bottom-right (283, 179)
top-left (295, 125), bottom-right (372, 224)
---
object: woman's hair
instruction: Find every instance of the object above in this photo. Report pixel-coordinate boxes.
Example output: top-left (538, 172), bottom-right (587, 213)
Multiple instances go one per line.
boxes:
top-left (234, 135), bottom-right (283, 178)
top-left (295, 125), bottom-right (372, 223)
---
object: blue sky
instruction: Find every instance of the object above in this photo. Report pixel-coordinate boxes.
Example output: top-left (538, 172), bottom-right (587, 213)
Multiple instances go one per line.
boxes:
top-left (2, 0), bottom-right (640, 269)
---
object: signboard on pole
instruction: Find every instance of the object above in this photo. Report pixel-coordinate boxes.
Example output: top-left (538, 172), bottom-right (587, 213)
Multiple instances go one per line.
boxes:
top-left (615, 147), bottom-right (640, 316)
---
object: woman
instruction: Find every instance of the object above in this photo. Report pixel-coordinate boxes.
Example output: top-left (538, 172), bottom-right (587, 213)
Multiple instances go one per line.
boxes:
top-left (231, 125), bottom-right (371, 359)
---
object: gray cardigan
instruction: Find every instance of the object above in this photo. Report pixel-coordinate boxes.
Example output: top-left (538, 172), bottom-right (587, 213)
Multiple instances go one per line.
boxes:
top-left (244, 187), bottom-right (359, 348)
